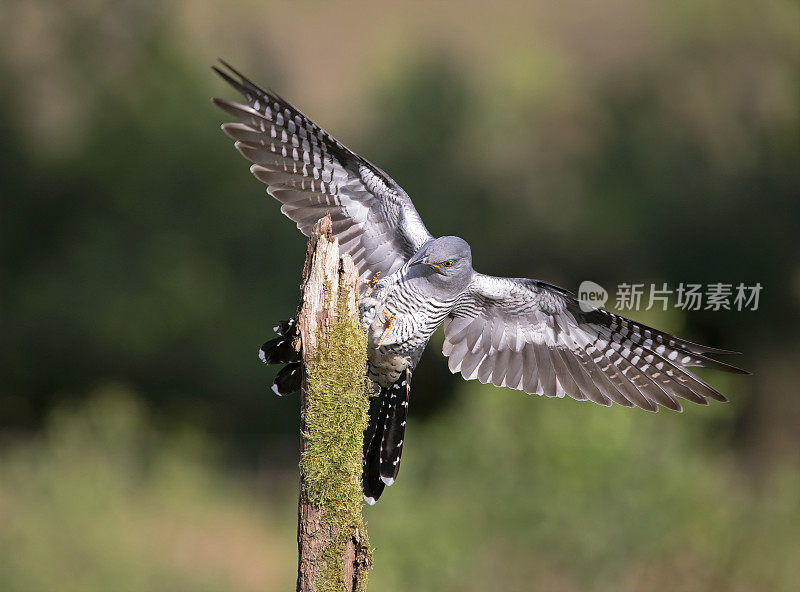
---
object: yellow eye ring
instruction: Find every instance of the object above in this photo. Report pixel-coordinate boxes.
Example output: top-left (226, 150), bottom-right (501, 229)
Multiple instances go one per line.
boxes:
top-left (441, 260), bottom-right (455, 268)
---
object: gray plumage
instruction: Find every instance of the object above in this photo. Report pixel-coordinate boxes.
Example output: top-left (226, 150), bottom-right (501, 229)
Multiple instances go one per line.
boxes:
top-left (211, 62), bottom-right (431, 284)
top-left (212, 61), bottom-right (746, 504)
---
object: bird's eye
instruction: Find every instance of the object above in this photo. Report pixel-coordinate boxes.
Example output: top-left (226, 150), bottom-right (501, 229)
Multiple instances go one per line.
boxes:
top-left (441, 260), bottom-right (455, 267)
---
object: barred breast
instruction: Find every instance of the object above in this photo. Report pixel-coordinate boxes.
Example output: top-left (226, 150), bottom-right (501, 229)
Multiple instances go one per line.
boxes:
top-left (359, 268), bottom-right (458, 388)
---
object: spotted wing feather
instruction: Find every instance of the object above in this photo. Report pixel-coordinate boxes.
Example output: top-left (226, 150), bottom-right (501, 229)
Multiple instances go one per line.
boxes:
top-left (212, 61), bottom-right (433, 281)
top-left (442, 274), bottom-right (747, 412)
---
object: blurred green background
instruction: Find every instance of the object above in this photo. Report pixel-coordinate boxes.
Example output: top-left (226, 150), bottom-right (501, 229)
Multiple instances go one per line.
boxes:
top-left (1, 1), bottom-right (798, 590)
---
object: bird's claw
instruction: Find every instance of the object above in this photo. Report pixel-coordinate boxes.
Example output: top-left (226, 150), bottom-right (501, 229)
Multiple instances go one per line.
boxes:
top-left (365, 272), bottom-right (382, 296)
top-left (377, 311), bottom-right (396, 347)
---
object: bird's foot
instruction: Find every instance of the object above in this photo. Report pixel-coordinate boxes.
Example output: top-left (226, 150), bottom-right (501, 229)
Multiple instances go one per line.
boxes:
top-left (377, 312), bottom-right (396, 347)
top-left (366, 272), bottom-right (382, 296)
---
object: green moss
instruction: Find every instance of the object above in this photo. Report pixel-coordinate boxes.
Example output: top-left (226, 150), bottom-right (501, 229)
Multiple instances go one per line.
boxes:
top-left (300, 276), bottom-right (372, 591)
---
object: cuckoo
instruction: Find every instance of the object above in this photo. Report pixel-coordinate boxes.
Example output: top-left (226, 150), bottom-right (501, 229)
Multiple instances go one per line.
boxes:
top-left (212, 61), bottom-right (746, 504)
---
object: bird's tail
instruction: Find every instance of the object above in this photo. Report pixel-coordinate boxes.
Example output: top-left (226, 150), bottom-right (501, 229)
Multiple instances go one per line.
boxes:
top-left (362, 368), bottom-right (412, 505)
top-left (259, 318), bottom-right (302, 396)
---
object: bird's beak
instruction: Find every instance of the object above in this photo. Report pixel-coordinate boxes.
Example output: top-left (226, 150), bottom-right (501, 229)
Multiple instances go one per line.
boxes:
top-left (408, 251), bottom-right (429, 267)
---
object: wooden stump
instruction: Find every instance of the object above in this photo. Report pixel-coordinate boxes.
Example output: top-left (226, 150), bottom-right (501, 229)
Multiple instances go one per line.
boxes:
top-left (295, 215), bottom-right (372, 592)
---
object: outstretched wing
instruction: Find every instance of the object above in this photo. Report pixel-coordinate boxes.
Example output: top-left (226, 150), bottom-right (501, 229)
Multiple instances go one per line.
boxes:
top-left (212, 60), bottom-right (433, 280)
top-left (442, 274), bottom-right (747, 412)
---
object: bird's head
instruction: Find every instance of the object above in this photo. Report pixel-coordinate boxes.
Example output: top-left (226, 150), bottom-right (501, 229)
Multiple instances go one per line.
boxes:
top-left (408, 236), bottom-right (473, 292)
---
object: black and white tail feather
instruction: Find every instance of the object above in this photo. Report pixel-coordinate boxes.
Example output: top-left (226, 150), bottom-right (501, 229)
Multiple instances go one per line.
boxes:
top-left (259, 318), bottom-right (302, 396)
top-left (362, 368), bottom-right (412, 505)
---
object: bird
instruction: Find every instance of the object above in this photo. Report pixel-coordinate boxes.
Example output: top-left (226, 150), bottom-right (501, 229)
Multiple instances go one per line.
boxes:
top-left (211, 60), bottom-right (747, 505)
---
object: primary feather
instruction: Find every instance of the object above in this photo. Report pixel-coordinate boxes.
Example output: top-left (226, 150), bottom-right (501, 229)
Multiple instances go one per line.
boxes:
top-left (212, 60), bottom-right (432, 282)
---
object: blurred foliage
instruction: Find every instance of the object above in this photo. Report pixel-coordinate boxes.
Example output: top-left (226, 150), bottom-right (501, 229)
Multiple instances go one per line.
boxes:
top-left (0, 9), bottom-right (307, 442)
top-left (0, 387), bottom-right (297, 592)
top-left (1, 387), bottom-right (797, 591)
top-left (1, 0), bottom-right (799, 590)
top-left (369, 381), bottom-right (800, 591)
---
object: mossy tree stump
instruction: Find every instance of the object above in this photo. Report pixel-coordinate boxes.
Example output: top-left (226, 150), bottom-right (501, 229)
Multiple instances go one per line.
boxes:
top-left (295, 215), bottom-right (372, 592)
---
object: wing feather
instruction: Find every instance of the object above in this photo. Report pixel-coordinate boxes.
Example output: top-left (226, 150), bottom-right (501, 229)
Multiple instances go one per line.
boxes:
top-left (213, 60), bottom-right (433, 280)
top-left (442, 274), bottom-right (745, 412)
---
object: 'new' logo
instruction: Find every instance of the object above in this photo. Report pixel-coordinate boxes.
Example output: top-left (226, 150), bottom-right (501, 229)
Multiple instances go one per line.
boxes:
top-left (578, 280), bottom-right (608, 312)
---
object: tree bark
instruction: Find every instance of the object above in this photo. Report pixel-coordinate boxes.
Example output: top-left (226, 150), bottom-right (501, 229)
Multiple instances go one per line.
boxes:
top-left (295, 214), bottom-right (372, 592)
